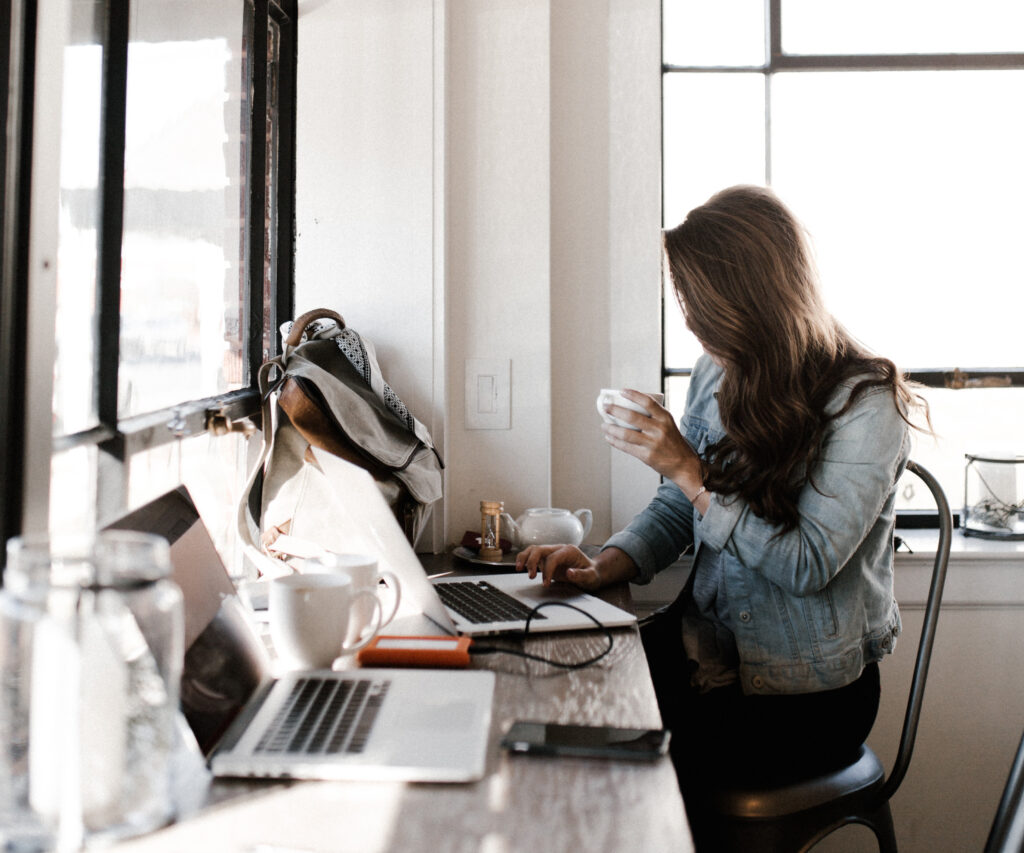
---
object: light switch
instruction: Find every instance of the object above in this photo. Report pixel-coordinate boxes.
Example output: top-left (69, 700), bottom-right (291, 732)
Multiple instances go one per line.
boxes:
top-left (465, 358), bottom-right (510, 429)
top-left (477, 375), bottom-right (497, 413)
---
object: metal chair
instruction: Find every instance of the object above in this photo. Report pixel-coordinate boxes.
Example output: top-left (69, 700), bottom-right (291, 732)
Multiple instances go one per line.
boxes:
top-left (703, 460), bottom-right (952, 853)
top-left (984, 727), bottom-right (1024, 853)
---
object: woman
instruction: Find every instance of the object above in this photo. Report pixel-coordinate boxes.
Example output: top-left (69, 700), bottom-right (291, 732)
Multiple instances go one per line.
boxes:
top-left (516, 185), bottom-right (929, 803)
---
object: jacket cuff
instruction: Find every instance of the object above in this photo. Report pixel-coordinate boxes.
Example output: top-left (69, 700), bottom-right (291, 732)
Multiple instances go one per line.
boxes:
top-left (602, 530), bottom-right (659, 585)
top-left (694, 494), bottom-right (742, 552)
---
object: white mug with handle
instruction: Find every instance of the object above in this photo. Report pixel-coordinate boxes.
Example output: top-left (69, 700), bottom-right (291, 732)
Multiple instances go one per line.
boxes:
top-left (596, 388), bottom-right (665, 430)
top-left (308, 553), bottom-right (402, 647)
top-left (269, 573), bottom-right (383, 670)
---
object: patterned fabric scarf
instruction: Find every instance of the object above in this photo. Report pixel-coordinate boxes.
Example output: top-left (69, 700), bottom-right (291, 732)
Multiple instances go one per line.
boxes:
top-left (281, 317), bottom-right (433, 448)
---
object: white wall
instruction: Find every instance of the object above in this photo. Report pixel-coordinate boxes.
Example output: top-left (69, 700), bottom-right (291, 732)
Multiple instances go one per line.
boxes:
top-left (296, 0), bottom-right (661, 550)
top-left (445, 0), bottom-right (554, 541)
top-left (295, 0), bottom-right (442, 545)
top-left (551, 0), bottom-right (664, 537)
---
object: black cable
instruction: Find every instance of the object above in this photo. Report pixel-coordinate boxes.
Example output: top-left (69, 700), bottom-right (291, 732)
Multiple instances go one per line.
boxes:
top-left (469, 601), bottom-right (614, 670)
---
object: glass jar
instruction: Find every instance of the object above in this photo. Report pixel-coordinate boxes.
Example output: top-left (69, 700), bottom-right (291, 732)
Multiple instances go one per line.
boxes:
top-left (963, 453), bottom-right (1024, 540)
top-left (0, 531), bottom-right (184, 850)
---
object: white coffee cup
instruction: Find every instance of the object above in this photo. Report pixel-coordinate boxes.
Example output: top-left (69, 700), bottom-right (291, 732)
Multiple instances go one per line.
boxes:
top-left (308, 553), bottom-right (402, 647)
top-left (269, 573), bottom-right (383, 670)
top-left (596, 388), bottom-right (665, 430)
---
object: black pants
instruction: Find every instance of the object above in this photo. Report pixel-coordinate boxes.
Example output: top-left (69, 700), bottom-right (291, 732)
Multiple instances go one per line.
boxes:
top-left (640, 603), bottom-right (881, 825)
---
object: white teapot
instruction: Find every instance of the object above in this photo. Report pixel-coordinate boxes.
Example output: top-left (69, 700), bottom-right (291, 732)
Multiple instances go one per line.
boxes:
top-left (501, 507), bottom-right (593, 548)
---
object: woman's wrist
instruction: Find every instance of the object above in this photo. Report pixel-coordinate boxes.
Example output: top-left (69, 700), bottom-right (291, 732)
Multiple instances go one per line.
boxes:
top-left (669, 459), bottom-right (706, 504)
top-left (592, 547), bottom-right (639, 586)
top-left (669, 463), bottom-right (710, 513)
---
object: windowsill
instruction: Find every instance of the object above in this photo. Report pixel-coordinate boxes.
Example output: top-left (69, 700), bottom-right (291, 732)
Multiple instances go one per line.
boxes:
top-left (895, 528), bottom-right (1024, 562)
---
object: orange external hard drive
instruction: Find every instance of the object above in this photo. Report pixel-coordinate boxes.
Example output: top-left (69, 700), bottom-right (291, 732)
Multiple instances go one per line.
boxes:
top-left (357, 635), bottom-right (473, 669)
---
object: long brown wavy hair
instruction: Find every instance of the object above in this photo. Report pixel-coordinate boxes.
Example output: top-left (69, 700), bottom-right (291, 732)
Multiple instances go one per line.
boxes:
top-left (663, 185), bottom-right (928, 531)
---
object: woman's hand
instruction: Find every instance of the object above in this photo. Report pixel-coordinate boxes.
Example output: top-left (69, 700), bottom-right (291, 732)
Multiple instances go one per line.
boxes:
top-left (514, 544), bottom-right (639, 591)
top-left (514, 545), bottom-right (602, 589)
top-left (600, 390), bottom-right (697, 479)
top-left (601, 389), bottom-right (708, 509)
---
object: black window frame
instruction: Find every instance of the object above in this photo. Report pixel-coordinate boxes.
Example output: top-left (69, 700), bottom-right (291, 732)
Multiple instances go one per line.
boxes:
top-left (0, 0), bottom-right (36, 573)
top-left (0, 0), bottom-right (297, 572)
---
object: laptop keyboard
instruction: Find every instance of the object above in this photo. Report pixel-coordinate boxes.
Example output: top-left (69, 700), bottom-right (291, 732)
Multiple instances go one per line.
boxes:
top-left (255, 676), bottom-right (391, 755)
top-left (434, 580), bottom-right (547, 625)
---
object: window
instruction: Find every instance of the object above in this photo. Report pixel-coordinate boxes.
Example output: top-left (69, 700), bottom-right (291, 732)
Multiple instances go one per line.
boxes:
top-left (1, 0), bottom-right (296, 575)
top-left (662, 0), bottom-right (1024, 517)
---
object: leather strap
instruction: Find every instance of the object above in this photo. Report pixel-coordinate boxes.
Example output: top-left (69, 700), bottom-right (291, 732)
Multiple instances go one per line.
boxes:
top-left (284, 308), bottom-right (346, 348)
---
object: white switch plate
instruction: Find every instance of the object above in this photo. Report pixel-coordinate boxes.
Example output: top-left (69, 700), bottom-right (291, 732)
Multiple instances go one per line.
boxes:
top-left (465, 358), bottom-right (510, 429)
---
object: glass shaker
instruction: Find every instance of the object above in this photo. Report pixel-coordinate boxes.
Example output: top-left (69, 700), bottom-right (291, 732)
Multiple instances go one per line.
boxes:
top-left (0, 531), bottom-right (184, 850)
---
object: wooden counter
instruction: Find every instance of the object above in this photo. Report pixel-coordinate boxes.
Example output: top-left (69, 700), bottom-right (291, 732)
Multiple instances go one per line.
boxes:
top-left (113, 555), bottom-right (693, 853)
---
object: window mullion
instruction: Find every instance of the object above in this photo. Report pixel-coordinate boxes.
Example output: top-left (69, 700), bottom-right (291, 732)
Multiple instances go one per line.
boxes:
top-left (771, 53), bottom-right (1024, 72)
top-left (247, 0), bottom-right (270, 379)
top-left (271, 2), bottom-right (296, 338)
top-left (765, 0), bottom-right (778, 188)
top-left (767, 0), bottom-right (781, 64)
top-left (94, 0), bottom-right (131, 520)
top-left (95, 0), bottom-right (129, 430)
top-left (1, 0), bottom-right (37, 570)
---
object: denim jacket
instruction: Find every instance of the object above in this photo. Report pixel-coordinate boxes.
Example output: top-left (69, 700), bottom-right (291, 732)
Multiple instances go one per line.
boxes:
top-left (606, 354), bottom-right (908, 695)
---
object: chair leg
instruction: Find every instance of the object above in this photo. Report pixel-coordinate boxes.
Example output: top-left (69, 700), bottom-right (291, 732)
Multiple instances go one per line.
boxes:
top-left (867, 803), bottom-right (898, 853)
top-left (808, 807), bottom-right (898, 853)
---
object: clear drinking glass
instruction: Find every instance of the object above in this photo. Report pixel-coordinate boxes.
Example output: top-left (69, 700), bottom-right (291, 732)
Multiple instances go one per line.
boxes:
top-left (0, 532), bottom-right (184, 850)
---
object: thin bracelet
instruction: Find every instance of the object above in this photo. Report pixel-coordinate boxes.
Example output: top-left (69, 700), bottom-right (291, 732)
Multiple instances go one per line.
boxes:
top-left (691, 485), bottom-right (707, 503)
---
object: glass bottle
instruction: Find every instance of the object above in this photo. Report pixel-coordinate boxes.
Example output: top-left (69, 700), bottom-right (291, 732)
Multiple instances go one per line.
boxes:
top-left (0, 531), bottom-right (184, 849)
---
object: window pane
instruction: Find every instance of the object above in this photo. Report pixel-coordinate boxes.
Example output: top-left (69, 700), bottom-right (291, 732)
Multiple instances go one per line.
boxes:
top-left (119, 1), bottom-right (246, 417)
top-left (54, 8), bottom-right (103, 436)
top-left (262, 14), bottom-right (281, 363)
top-left (663, 0), bottom-right (765, 67)
top-left (127, 430), bottom-right (250, 578)
top-left (664, 267), bottom-right (704, 369)
top-left (664, 375), bottom-right (692, 424)
top-left (663, 72), bottom-right (765, 366)
top-left (662, 73), bottom-right (766, 228)
top-left (783, 0), bottom-right (1024, 56)
top-left (771, 70), bottom-right (1024, 368)
top-left (904, 387), bottom-right (1024, 516)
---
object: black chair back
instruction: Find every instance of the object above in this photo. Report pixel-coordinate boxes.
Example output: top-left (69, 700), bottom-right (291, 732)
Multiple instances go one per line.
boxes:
top-left (879, 459), bottom-right (952, 802)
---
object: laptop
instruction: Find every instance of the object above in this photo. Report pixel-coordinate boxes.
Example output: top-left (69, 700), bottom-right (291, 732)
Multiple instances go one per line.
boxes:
top-left (107, 487), bottom-right (495, 783)
top-left (274, 447), bottom-right (638, 638)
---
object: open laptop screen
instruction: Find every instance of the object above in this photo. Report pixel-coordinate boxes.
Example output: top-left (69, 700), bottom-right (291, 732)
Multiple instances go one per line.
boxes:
top-left (106, 487), bottom-right (271, 755)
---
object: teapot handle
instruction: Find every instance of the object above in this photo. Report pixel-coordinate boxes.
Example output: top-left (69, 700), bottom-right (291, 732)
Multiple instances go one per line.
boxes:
top-left (574, 509), bottom-right (593, 542)
top-left (499, 512), bottom-right (519, 548)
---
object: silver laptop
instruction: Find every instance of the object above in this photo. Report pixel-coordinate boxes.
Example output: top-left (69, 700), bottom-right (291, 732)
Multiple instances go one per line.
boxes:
top-left (276, 448), bottom-right (638, 638)
top-left (108, 487), bottom-right (495, 783)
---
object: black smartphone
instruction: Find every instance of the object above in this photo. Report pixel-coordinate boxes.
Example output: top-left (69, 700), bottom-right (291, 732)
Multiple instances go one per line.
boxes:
top-left (500, 721), bottom-right (670, 761)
